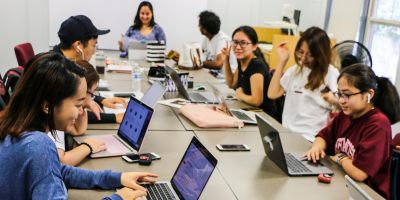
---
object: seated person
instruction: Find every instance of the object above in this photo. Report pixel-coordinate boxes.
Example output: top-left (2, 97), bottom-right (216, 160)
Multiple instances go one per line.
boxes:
top-left (222, 26), bottom-right (276, 117)
top-left (118, 1), bottom-right (166, 51)
top-left (52, 15), bottom-right (127, 124)
top-left (0, 52), bottom-right (158, 200)
top-left (173, 11), bottom-right (237, 73)
top-left (48, 60), bottom-right (108, 166)
top-left (302, 64), bottom-right (399, 200)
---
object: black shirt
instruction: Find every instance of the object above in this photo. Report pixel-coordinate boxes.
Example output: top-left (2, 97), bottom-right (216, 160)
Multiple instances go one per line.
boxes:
top-left (237, 58), bottom-right (276, 118)
top-left (51, 45), bottom-right (116, 123)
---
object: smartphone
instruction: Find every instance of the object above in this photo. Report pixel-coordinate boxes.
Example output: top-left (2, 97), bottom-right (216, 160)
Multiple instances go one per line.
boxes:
top-left (122, 152), bottom-right (161, 163)
top-left (240, 107), bottom-right (262, 112)
top-left (114, 92), bottom-right (135, 98)
top-left (216, 144), bottom-right (250, 151)
top-left (320, 86), bottom-right (331, 93)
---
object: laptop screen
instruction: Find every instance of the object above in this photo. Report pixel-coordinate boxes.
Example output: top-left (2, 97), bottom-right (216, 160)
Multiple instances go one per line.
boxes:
top-left (118, 96), bottom-right (154, 151)
top-left (171, 137), bottom-right (217, 200)
top-left (141, 80), bottom-right (166, 107)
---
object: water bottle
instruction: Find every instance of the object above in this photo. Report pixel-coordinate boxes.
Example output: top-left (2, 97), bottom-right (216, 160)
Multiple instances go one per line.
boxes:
top-left (132, 63), bottom-right (141, 92)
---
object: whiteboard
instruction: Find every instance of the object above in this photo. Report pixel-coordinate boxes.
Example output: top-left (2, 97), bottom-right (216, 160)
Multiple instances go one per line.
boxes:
top-left (49, 0), bottom-right (208, 52)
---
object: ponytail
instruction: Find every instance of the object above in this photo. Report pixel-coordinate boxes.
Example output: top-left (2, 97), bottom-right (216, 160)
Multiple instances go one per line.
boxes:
top-left (254, 47), bottom-right (268, 66)
top-left (338, 63), bottom-right (400, 124)
top-left (373, 76), bottom-right (400, 124)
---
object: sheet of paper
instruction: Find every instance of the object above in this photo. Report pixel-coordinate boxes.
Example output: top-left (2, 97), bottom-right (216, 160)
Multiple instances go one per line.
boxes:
top-left (99, 91), bottom-right (144, 114)
top-left (158, 98), bottom-right (192, 109)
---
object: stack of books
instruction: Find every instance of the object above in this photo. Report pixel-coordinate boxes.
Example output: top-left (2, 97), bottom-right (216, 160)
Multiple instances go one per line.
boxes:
top-left (147, 41), bottom-right (166, 63)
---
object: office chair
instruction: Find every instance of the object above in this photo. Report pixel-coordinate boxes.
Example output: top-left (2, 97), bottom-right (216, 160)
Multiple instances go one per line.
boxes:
top-left (391, 149), bottom-right (400, 200)
top-left (14, 43), bottom-right (35, 68)
top-left (333, 40), bottom-right (372, 70)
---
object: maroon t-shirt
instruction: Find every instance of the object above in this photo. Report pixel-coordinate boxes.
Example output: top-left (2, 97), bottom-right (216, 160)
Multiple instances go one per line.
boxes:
top-left (316, 108), bottom-right (393, 199)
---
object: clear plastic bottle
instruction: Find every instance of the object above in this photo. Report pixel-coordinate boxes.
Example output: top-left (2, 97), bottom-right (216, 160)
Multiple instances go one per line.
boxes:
top-left (132, 63), bottom-right (141, 92)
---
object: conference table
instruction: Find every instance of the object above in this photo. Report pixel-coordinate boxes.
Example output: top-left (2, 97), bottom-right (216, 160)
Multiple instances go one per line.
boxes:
top-left (70, 50), bottom-right (384, 199)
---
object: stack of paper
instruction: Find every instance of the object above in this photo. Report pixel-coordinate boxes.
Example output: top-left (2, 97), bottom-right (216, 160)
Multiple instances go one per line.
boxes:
top-left (96, 79), bottom-right (111, 91)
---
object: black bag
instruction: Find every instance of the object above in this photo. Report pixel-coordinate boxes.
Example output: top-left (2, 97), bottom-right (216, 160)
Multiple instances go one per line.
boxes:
top-left (148, 66), bottom-right (166, 77)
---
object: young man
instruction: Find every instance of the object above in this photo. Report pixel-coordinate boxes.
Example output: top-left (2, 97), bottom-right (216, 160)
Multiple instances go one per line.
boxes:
top-left (174, 11), bottom-right (237, 74)
top-left (52, 15), bottom-right (126, 124)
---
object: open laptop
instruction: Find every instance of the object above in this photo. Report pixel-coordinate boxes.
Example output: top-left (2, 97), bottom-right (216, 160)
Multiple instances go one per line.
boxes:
top-left (256, 115), bottom-right (334, 176)
top-left (74, 96), bottom-right (154, 158)
top-left (207, 80), bottom-right (257, 124)
top-left (165, 65), bottom-right (218, 103)
top-left (345, 175), bottom-right (373, 200)
top-left (140, 80), bottom-right (166, 107)
top-left (140, 136), bottom-right (218, 200)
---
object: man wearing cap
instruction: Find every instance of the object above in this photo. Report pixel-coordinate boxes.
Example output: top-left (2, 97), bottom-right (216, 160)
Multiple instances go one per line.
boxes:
top-left (52, 15), bottom-right (126, 125)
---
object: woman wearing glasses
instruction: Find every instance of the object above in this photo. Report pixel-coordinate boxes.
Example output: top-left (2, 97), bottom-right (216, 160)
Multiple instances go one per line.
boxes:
top-left (301, 64), bottom-right (399, 200)
top-left (268, 27), bottom-right (340, 142)
top-left (222, 26), bottom-right (276, 117)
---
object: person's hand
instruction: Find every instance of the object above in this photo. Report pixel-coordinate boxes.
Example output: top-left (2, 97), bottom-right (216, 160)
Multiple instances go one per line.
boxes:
top-left (85, 101), bottom-right (103, 120)
top-left (121, 172), bottom-right (158, 192)
top-left (301, 146), bottom-right (326, 163)
top-left (235, 87), bottom-right (244, 98)
top-left (116, 112), bottom-right (125, 123)
top-left (321, 91), bottom-right (337, 105)
top-left (116, 187), bottom-right (147, 200)
top-left (101, 97), bottom-right (128, 109)
top-left (277, 41), bottom-right (290, 62)
top-left (221, 40), bottom-right (231, 61)
top-left (172, 53), bottom-right (180, 63)
top-left (118, 39), bottom-right (123, 48)
top-left (82, 137), bottom-right (107, 153)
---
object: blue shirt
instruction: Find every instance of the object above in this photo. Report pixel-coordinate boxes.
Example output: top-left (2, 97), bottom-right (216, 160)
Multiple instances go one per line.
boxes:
top-left (125, 24), bottom-right (166, 44)
top-left (0, 131), bottom-right (123, 200)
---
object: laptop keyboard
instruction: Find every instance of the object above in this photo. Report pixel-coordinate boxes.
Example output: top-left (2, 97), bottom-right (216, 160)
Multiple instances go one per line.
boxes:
top-left (231, 110), bottom-right (254, 122)
top-left (189, 92), bottom-right (209, 102)
top-left (92, 135), bottom-right (130, 153)
top-left (285, 153), bottom-right (312, 173)
top-left (141, 183), bottom-right (177, 200)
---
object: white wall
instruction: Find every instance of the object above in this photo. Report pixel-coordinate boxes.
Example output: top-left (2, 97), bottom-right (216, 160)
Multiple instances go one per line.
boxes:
top-left (327, 0), bottom-right (364, 42)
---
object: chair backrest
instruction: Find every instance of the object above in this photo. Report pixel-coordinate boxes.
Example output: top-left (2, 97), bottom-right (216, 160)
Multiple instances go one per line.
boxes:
top-left (0, 67), bottom-right (24, 106)
top-left (14, 43), bottom-right (35, 68)
top-left (391, 149), bottom-right (400, 200)
top-left (394, 134), bottom-right (400, 147)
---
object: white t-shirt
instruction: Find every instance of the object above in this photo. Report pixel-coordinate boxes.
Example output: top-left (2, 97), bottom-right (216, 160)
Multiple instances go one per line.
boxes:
top-left (280, 64), bottom-right (340, 142)
top-left (201, 31), bottom-right (237, 73)
top-left (47, 130), bottom-right (65, 151)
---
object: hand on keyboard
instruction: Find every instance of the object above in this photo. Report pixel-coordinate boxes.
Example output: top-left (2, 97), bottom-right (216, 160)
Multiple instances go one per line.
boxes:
top-left (116, 187), bottom-right (147, 200)
top-left (121, 172), bottom-right (159, 191)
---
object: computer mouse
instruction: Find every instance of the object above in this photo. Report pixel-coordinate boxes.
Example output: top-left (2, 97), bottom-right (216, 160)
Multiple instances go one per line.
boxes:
top-left (120, 52), bottom-right (127, 58)
top-left (194, 85), bottom-right (207, 91)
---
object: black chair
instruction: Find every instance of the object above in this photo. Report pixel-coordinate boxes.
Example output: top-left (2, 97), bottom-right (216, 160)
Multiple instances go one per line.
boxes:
top-left (391, 149), bottom-right (400, 200)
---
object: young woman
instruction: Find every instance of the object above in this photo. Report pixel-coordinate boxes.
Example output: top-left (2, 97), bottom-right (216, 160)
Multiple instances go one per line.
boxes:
top-left (222, 26), bottom-right (276, 117)
top-left (0, 52), bottom-right (157, 199)
top-left (302, 64), bottom-right (399, 199)
top-left (268, 27), bottom-right (340, 142)
top-left (118, 1), bottom-right (166, 51)
top-left (48, 60), bottom-right (108, 166)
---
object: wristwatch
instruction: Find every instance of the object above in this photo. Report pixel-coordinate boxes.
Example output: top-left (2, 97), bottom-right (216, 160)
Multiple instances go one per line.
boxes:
top-left (337, 153), bottom-right (347, 165)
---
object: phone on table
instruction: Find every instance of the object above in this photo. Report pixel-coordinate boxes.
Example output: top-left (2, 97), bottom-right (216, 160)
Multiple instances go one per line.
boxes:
top-left (240, 107), bottom-right (262, 112)
top-left (114, 93), bottom-right (135, 98)
top-left (216, 144), bottom-right (251, 151)
top-left (122, 152), bottom-right (161, 163)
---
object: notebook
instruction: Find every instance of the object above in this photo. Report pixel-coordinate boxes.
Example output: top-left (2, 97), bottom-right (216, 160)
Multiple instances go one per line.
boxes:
top-left (139, 136), bottom-right (218, 200)
top-left (256, 115), bottom-right (334, 176)
top-left (74, 96), bottom-right (154, 158)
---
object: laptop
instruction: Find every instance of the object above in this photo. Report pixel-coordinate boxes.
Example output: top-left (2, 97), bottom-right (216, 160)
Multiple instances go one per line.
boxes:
top-left (256, 115), bottom-right (334, 176)
top-left (140, 80), bottom-right (166, 107)
top-left (74, 96), bottom-right (154, 158)
top-left (207, 80), bottom-right (257, 124)
top-left (139, 136), bottom-right (217, 200)
top-left (345, 175), bottom-right (373, 200)
top-left (165, 65), bottom-right (218, 103)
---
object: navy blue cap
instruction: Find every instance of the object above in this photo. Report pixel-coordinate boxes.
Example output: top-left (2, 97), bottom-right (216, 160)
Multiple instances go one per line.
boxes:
top-left (58, 15), bottom-right (110, 41)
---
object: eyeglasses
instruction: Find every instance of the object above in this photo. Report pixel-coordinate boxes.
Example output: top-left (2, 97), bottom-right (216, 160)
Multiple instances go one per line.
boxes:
top-left (295, 51), bottom-right (314, 61)
top-left (334, 92), bottom-right (363, 102)
top-left (95, 44), bottom-right (99, 51)
top-left (231, 40), bottom-right (252, 48)
top-left (87, 91), bottom-right (98, 100)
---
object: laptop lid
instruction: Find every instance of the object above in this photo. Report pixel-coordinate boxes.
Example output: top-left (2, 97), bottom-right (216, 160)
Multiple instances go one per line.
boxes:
top-left (206, 80), bottom-right (233, 116)
top-left (141, 80), bottom-right (166, 107)
top-left (170, 136), bottom-right (218, 200)
top-left (256, 115), bottom-right (289, 174)
top-left (165, 65), bottom-right (191, 100)
top-left (117, 96), bottom-right (154, 153)
top-left (345, 175), bottom-right (373, 200)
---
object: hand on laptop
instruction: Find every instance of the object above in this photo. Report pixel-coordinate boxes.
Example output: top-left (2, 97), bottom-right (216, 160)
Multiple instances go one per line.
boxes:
top-left (116, 112), bottom-right (125, 123)
top-left (85, 101), bottom-right (103, 120)
top-left (121, 172), bottom-right (159, 191)
top-left (82, 137), bottom-right (107, 153)
top-left (116, 187), bottom-right (147, 200)
top-left (301, 146), bottom-right (326, 163)
top-left (102, 97), bottom-right (128, 109)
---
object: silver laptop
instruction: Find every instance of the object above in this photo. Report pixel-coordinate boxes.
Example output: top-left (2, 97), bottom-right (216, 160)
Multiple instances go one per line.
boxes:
top-left (256, 115), bottom-right (334, 176)
top-left (140, 80), bottom-right (166, 107)
top-left (345, 175), bottom-right (373, 200)
top-left (207, 80), bottom-right (257, 124)
top-left (74, 96), bottom-right (154, 158)
top-left (165, 65), bottom-right (218, 103)
top-left (139, 136), bottom-right (218, 200)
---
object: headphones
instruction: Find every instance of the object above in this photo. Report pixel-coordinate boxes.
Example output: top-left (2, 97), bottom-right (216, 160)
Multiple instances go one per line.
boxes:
top-left (77, 45), bottom-right (84, 59)
top-left (367, 93), bottom-right (371, 103)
